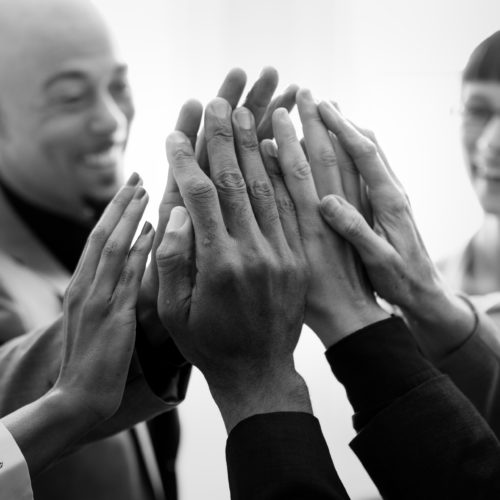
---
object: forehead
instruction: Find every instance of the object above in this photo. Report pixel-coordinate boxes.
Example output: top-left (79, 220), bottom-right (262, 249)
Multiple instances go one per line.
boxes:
top-left (0, 3), bottom-right (125, 97)
top-left (462, 82), bottom-right (500, 106)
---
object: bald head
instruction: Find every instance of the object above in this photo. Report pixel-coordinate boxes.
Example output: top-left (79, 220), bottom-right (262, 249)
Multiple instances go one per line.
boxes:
top-left (0, 0), bottom-right (117, 88)
top-left (0, 0), bottom-right (134, 221)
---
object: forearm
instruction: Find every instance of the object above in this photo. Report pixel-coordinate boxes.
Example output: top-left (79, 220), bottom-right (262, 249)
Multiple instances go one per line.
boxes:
top-left (2, 390), bottom-right (99, 479)
top-left (400, 280), bottom-right (476, 362)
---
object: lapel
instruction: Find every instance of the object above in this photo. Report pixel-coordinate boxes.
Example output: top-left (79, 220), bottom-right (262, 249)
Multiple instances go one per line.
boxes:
top-left (0, 189), bottom-right (71, 298)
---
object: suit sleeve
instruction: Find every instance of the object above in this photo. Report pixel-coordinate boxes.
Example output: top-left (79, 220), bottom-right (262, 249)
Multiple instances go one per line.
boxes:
top-left (226, 412), bottom-right (350, 500)
top-left (436, 308), bottom-right (500, 437)
top-left (326, 317), bottom-right (500, 500)
top-left (0, 308), bottom-right (190, 445)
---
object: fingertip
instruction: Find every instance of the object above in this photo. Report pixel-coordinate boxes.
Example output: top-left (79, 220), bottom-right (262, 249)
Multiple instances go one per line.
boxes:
top-left (320, 194), bottom-right (343, 218)
top-left (296, 87), bottom-right (314, 103)
top-left (259, 66), bottom-right (279, 83)
top-left (166, 206), bottom-right (189, 232)
top-left (206, 97), bottom-right (232, 119)
top-left (260, 139), bottom-right (278, 159)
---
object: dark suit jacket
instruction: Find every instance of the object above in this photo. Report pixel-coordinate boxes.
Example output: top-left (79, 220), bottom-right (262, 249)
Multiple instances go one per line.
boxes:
top-left (328, 317), bottom-right (500, 500)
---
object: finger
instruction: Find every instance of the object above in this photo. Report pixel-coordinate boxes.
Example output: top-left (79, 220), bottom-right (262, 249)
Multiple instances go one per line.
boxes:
top-left (205, 98), bottom-right (258, 238)
top-left (329, 133), bottom-right (362, 211)
top-left (196, 68), bottom-right (247, 173)
top-left (354, 125), bottom-right (405, 192)
top-left (155, 100), bottom-right (203, 262)
top-left (318, 100), bottom-right (398, 194)
top-left (296, 88), bottom-right (344, 199)
top-left (92, 187), bottom-right (149, 298)
top-left (320, 194), bottom-right (394, 266)
top-left (113, 221), bottom-right (155, 309)
top-left (257, 84), bottom-right (299, 140)
top-left (260, 139), bottom-right (303, 255)
top-left (70, 173), bottom-right (143, 289)
top-left (232, 108), bottom-right (283, 241)
top-left (272, 108), bottom-right (319, 220)
top-left (166, 131), bottom-right (227, 249)
top-left (243, 66), bottom-right (279, 127)
top-left (156, 206), bottom-right (194, 330)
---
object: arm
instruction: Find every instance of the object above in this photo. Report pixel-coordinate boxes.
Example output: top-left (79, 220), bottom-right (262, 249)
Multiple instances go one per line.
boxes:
top-left (312, 97), bottom-right (500, 430)
top-left (155, 99), bottom-right (349, 499)
top-left (269, 89), bottom-right (500, 497)
top-left (2, 175), bottom-right (154, 478)
top-left (327, 317), bottom-right (500, 499)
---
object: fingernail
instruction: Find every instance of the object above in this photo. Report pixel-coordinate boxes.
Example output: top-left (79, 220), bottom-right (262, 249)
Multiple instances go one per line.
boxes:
top-left (234, 107), bottom-right (253, 130)
top-left (320, 195), bottom-right (341, 217)
top-left (273, 107), bottom-right (289, 122)
top-left (126, 172), bottom-right (141, 186)
top-left (300, 88), bottom-right (313, 101)
top-left (141, 221), bottom-right (153, 235)
top-left (210, 98), bottom-right (230, 119)
top-left (262, 140), bottom-right (278, 159)
top-left (166, 206), bottom-right (187, 231)
top-left (134, 187), bottom-right (147, 199)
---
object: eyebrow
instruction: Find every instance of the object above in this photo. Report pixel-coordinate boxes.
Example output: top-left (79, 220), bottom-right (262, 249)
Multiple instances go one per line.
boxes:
top-left (43, 64), bottom-right (129, 90)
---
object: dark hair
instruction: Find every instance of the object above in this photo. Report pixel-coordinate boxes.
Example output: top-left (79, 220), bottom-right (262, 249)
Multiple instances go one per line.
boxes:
top-left (463, 30), bottom-right (500, 82)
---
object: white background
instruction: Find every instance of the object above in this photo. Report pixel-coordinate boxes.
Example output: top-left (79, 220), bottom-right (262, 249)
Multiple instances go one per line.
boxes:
top-left (96, 1), bottom-right (500, 498)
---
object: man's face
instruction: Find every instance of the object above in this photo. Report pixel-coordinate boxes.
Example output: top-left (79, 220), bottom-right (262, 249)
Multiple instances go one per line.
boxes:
top-left (461, 82), bottom-right (500, 215)
top-left (0, 19), bottom-right (134, 219)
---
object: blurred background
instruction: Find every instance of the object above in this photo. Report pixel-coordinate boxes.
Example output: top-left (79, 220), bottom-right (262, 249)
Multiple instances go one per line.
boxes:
top-left (96, 1), bottom-right (500, 498)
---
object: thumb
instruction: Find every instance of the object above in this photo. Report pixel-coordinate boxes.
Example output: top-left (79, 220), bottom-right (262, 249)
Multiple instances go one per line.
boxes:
top-left (156, 206), bottom-right (194, 329)
top-left (319, 195), bottom-right (392, 265)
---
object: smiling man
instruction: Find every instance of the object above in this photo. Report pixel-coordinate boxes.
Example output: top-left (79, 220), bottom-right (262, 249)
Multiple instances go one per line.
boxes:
top-left (0, 1), bottom-right (178, 499)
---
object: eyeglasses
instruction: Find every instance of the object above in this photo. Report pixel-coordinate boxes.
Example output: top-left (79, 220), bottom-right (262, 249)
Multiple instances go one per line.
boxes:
top-left (461, 105), bottom-right (500, 127)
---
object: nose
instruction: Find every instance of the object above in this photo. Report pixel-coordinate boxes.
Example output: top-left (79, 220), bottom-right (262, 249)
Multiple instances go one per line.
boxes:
top-left (477, 114), bottom-right (500, 156)
top-left (89, 94), bottom-right (128, 137)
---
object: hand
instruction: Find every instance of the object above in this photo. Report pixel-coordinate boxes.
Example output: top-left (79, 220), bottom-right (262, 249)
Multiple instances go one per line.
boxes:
top-left (138, 68), bottom-right (298, 349)
top-left (3, 174), bottom-right (154, 477)
top-left (316, 100), bottom-right (475, 360)
top-left (259, 89), bottom-right (388, 349)
top-left (55, 173), bottom-right (154, 422)
top-left (156, 98), bottom-right (310, 432)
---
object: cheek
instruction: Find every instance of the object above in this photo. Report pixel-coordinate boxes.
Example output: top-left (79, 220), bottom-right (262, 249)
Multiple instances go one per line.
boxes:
top-left (461, 125), bottom-right (484, 159)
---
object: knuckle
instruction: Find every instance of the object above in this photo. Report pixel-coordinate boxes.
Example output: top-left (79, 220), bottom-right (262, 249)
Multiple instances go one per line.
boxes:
top-left (247, 179), bottom-right (274, 200)
top-left (237, 129), bottom-right (259, 153)
top-left (208, 121), bottom-right (233, 143)
top-left (343, 213), bottom-right (364, 239)
top-left (290, 159), bottom-right (312, 180)
top-left (355, 137), bottom-right (378, 158)
top-left (317, 148), bottom-right (338, 167)
top-left (185, 179), bottom-right (216, 202)
top-left (213, 170), bottom-right (246, 194)
top-left (88, 226), bottom-right (108, 246)
top-left (102, 239), bottom-right (121, 258)
top-left (276, 195), bottom-right (297, 216)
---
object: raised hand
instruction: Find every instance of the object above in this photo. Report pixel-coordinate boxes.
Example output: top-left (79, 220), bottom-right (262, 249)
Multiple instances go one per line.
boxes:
top-left (138, 68), bottom-right (298, 348)
top-left (3, 174), bottom-right (154, 476)
top-left (316, 100), bottom-right (476, 359)
top-left (259, 89), bottom-right (388, 349)
top-left (156, 98), bottom-right (310, 432)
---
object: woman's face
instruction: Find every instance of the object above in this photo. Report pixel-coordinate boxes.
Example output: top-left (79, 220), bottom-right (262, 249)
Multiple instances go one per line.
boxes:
top-left (461, 82), bottom-right (500, 215)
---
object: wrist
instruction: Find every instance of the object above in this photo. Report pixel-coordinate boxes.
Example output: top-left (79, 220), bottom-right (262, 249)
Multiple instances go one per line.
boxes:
top-left (308, 299), bottom-right (391, 348)
top-left (209, 367), bottom-right (312, 433)
top-left (401, 284), bottom-right (475, 361)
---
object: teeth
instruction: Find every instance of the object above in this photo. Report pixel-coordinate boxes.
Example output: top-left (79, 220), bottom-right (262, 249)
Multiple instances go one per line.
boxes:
top-left (83, 146), bottom-right (120, 167)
